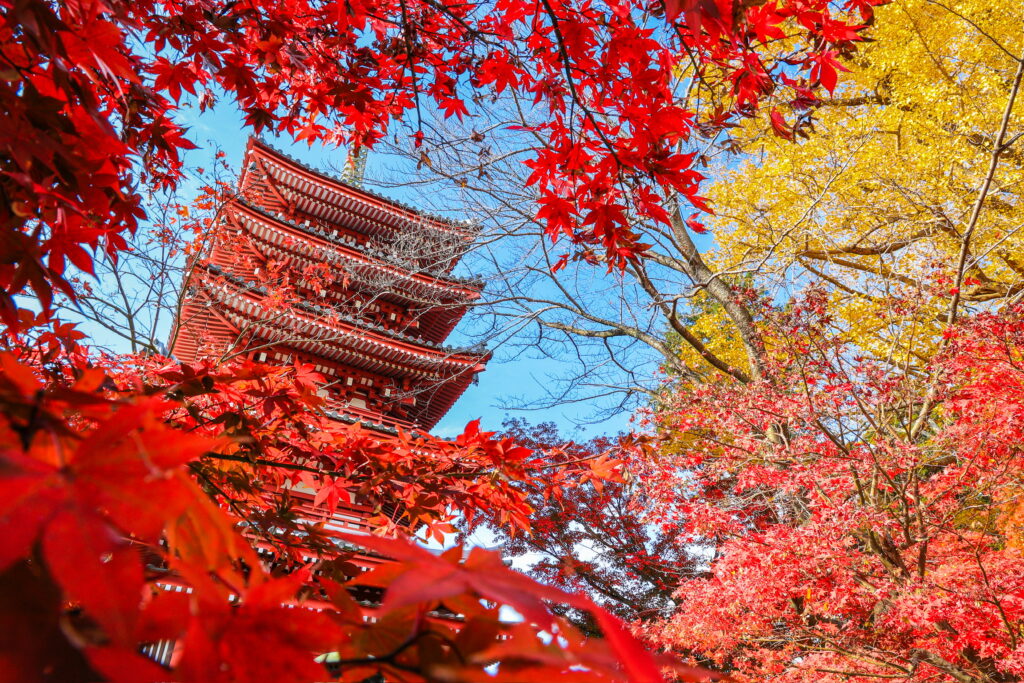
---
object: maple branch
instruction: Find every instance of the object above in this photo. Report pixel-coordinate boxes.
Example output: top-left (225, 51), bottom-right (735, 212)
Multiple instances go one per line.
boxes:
top-left (813, 668), bottom-right (907, 679)
top-left (532, 448), bottom-right (617, 470)
top-left (974, 547), bottom-right (1018, 650)
top-left (333, 629), bottom-right (464, 671)
top-left (397, 0), bottom-right (425, 133)
top-left (536, 0), bottom-right (623, 170)
top-left (528, 288), bottom-right (696, 382)
top-left (538, 321), bottom-right (625, 339)
top-left (909, 649), bottom-right (981, 683)
top-left (203, 449), bottom-right (522, 481)
top-left (188, 461), bottom-right (284, 551)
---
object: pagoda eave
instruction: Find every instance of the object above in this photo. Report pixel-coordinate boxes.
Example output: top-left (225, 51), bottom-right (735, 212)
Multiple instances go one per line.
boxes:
top-left (241, 138), bottom-right (475, 242)
top-left (225, 201), bottom-right (483, 300)
top-left (197, 276), bottom-right (488, 376)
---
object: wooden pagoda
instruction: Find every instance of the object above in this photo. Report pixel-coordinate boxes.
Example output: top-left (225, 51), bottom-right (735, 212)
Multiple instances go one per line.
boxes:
top-left (171, 137), bottom-right (488, 432)
top-left (152, 139), bottom-right (488, 668)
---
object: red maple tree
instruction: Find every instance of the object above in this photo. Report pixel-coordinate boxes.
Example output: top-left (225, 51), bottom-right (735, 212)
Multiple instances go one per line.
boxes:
top-left (485, 419), bottom-right (701, 636)
top-left (1, 0), bottom-right (882, 324)
top-left (0, 319), bottom-right (710, 681)
top-left (643, 293), bottom-right (1024, 681)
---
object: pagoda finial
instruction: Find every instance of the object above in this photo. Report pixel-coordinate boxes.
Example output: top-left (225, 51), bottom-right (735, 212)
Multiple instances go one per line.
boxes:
top-left (341, 145), bottom-right (367, 188)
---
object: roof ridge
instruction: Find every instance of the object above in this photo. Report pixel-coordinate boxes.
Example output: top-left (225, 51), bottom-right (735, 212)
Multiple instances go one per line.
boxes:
top-left (250, 137), bottom-right (477, 234)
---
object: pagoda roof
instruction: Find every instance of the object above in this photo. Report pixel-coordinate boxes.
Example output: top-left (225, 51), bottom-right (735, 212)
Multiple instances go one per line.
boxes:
top-left (229, 199), bottom-right (485, 293)
top-left (241, 138), bottom-right (477, 242)
top-left (198, 266), bottom-right (489, 377)
top-left (327, 411), bottom-right (429, 438)
top-left (194, 273), bottom-right (487, 429)
top-left (226, 206), bottom-right (474, 344)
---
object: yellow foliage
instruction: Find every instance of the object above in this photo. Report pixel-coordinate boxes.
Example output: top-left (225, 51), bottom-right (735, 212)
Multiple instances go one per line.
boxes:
top-left (668, 288), bottom-right (752, 381)
top-left (701, 0), bottom-right (1024, 369)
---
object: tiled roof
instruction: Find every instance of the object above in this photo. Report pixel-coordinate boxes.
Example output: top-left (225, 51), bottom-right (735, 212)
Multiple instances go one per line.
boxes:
top-left (234, 198), bottom-right (485, 289)
top-left (252, 138), bottom-right (478, 235)
top-left (201, 265), bottom-right (488, 358)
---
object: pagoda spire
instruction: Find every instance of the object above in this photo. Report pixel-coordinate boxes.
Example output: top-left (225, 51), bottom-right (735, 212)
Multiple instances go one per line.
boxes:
top-left (341, 145), bottom-right (367, 187)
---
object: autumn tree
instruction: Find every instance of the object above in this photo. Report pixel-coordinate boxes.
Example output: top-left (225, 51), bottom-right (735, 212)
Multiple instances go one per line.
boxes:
top-left (54, 151), bottom-right (238, 354)
top-left (479, 418), bottom-right (703, 635)
top-left (640, 292), bottom-right (1024, 682)
top-left (703, 0), bottom-right (1024, 370)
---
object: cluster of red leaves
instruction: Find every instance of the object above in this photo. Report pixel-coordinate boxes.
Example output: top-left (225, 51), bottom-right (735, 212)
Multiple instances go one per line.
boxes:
top-left (150, 359), bottom-right (541, 543)
top-left (0, 315), bottom-right (715, 681)
top-left (0, 0), bottom-right (884, 325)
top-left (485, 419), bottom-right (697, 635)
top-left (636, 296), bottom-right (1024, 681)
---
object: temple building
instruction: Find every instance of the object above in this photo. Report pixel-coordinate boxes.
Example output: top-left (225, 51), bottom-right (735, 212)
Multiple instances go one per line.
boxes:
top-left (151, 139), bottom-right (489, 669)
top-left (170, 137), bottom-right (489, 432)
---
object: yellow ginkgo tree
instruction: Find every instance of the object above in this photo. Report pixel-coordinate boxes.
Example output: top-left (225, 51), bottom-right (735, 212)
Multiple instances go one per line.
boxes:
top-left (704, 0), bottom-right (1024, 370)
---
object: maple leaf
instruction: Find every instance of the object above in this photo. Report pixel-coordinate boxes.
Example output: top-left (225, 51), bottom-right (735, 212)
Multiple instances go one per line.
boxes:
top-left (0, 397), bottom-right (217, 557)
top-left (769, 109), bottom-right (794, 141)
top-left (440, 96), bottom-right (470, 121)
top-left (0, 385), bottom-right (224, 648)
top-left (686, 212), bottom-right (708, 234)
top-left (537, 196), bottom-right (578, 240)
top-left (175, 571), bottom-right (347, 683)
top-left (340, 534), bottom-right (583, 628)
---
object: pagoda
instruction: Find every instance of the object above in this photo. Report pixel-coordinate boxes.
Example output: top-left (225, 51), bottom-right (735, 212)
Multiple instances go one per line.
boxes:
top-left (150, 140), bottom-right (489, 667)
top-left (170, 137), bottom-right (488, 432)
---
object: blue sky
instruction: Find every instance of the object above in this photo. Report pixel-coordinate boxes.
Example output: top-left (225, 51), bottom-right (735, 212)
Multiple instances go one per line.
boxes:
top-left (162, 100), bottom-right (635, 441)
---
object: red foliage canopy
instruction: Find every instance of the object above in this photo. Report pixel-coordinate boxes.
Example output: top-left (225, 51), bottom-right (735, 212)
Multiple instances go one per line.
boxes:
top-left (0, 317), bottom-right (716, 681)
top-left (642, 295), bottom-right (1024, 681)
top-left (0, 0), bottom-right (882, 323)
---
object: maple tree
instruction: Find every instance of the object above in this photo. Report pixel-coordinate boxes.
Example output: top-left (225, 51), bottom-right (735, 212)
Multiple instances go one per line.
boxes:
top-left (483, 419), bottom-right (701, 635)
top-left (640, 292), bottom-right (1024, 681)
